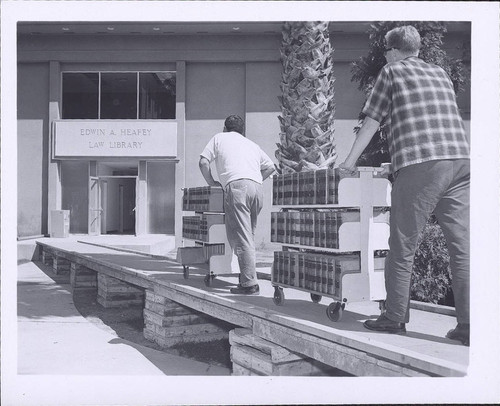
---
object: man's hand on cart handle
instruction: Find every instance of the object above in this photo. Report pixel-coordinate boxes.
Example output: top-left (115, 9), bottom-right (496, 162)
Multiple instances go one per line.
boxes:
top-left (379, 163), bottom-right (392, 177)
top-left (339, 161), bottom-right (357, 175)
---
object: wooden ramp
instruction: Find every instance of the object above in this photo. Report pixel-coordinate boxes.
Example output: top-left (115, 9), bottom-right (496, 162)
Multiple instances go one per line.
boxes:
top-left (35, 239), bottom-right (468, 377)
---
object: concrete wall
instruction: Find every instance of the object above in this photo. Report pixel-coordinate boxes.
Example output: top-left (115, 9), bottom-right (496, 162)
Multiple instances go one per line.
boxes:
top-left (61, 160), bottom-right (88, 234)
top-left (184, 62), bottom-right (246, 189)
top-left (17, 63), bottom-right (50, 237)
top-left (147, 161), bottom-right (176, 234)
top-left (17, 120), bottom-right (45, 236)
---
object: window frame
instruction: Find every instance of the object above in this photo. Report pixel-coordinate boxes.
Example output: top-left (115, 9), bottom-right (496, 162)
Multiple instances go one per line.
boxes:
top-left (61, 70), bottom-right (176, 120)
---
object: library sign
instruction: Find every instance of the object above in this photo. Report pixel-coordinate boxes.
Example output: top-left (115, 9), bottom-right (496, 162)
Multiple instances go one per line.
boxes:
top-left (52, 120), bottom-right (177, 158)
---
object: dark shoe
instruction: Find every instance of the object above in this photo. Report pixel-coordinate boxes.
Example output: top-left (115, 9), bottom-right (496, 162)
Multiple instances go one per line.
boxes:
top-left (230, 284), bottom-right (260, 295)
top-left (446, 323), bottom-right (470, 346)
top-left (363, 313), bottom-right (406, 334)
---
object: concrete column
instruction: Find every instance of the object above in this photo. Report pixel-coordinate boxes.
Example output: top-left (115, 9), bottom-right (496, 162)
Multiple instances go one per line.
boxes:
top-left (136, 161), bottom-right (147, 235)
top-left (47, 61), bottom-right (62, 236)
top-left (143, 289), bottom-right (229, 348)
top-left (97, 274), bottom-right (144, 308)
top-left (70, 262), bottom-right (97, 296)
top-left (89, 161), bottom-right (97, 177)
top-left (52, 255), bottom-right (71, 275)
top-left (175, 61), bottom-right (186, 247)
top-left (41, 249), bottom-right (53, 266)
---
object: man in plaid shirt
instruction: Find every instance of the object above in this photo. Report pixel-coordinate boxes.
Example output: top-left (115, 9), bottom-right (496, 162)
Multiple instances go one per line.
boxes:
top-left (340, 25), bottom-right (470, 345)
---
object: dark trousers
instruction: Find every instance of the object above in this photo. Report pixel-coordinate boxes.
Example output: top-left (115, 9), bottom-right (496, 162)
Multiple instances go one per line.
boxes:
top-left (385, 159), bottom-right (470, 324)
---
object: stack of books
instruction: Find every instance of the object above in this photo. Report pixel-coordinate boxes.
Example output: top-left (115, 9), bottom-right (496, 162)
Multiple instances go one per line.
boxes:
top-left (182, 216), bottom-right (201, 240)
top-left (272, 168), bottom-right (360, 205)
top-left (182, 186), bottom-right (224, 212)
top-left (182, 213), bottom-right (225, 242)
top-left (202, 243), bottom-right (225, 260)
top-left (272, 251), bottom-right (385, 297)
top-left (270, 209), bottom-right (360, 248)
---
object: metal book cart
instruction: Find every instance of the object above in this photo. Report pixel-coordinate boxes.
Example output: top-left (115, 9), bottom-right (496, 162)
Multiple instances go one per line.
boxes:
top-left (176, 186), bottom-right (235, 286)
top-left (270, 167), bottom-right (391, 321)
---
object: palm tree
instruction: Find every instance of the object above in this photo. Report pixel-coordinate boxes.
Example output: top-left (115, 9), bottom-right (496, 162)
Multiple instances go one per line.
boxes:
top-left (275, 22), bottom-right (337, 174)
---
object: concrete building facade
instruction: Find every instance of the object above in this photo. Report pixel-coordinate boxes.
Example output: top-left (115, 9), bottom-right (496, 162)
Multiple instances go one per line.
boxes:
top-left (17, 21), bottom-right (470, 247)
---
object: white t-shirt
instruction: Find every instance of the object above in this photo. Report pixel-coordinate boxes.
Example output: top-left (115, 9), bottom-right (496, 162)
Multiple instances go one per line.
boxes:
top-left (200, 131), bottom-right (275, 188)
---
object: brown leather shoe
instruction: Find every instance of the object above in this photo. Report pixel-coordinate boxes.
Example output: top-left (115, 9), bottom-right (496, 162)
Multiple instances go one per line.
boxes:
top-left (446, 323), bottom-right (469, 346)
top-left (364, 313), bottom-right (406, 334)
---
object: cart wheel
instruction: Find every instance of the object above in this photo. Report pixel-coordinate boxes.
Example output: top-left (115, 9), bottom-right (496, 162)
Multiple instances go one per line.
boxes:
top-left (204, 273), bottom-right (216, 287)
top-left (273, 287), bottom-right (285, 306)
top-left (326, 302), bottom-right (343, 322)
top-left (310, 293), bottom-right (322, 303)
top-left (378, 300), bottom-right (386, 313)
top-left (183, 266), bottom-right (189, 279)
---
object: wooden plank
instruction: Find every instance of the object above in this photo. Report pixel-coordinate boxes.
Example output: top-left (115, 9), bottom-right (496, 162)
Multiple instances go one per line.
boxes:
top-left (144, 322), bottom-right (228, 346)
top-left (230, 345), bottom-right (329, 376)
top-left (154, 281), bottom-right (257, 315)
top-left (97, 296), bottom-right (143, 308)
top-left (99, 283), bottom-right (143, 293)
top-left (229, 328), bottom-right (303, 363)
top-left (145, 290), bottom-right (173, 305)
top-left (71, 286), bottom-right (97, 295)
top-left (73, 280), bottom-right (97, 288)
top-left (155, 285), bottom-right (253, 328)
top-left (53, 257), bottom-right (71, 275)
top-left (231, 362), bottom-right (262, 376)
top-left (144, 308), bottom-right (211, 327)
top-left (73, 275), bottom-right (97, 283)
top-left (98, 274), bottom-right (142, 290)
top-left (144, 299), bottom-right (195, 317)
top-left (230, 345), bottom-right (274, 375)
top-left (253, 319), bottom-right (438, 377)
top-left (147, 321), bottom-right (227, 339)
top-left (410, 300), bottom-right (456, 316)
top-left (150, 331), bottom-right (229, 348)
top-left (70, 263), bottom-right (96, 275)
top-left (97, 287), bottom-right (143, 301)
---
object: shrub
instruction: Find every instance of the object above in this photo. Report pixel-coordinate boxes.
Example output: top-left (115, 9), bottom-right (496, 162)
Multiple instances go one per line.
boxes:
top-left (410, 216), bottom-right (453, 305)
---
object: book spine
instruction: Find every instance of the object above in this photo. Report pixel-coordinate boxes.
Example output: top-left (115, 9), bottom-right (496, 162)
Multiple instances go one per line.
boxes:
top-left (272, 176), bottom-right (278, 205)
top-left (327, 256), bottom-right (335, 296)
top-left (290, 252), bottom-right (297, 286)
top-left (297, 253), bottom-right (303, 288)
top-left (272, 251), bottom-right (279, 283)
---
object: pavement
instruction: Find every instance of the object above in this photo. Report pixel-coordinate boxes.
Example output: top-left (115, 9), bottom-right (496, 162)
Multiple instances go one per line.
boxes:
top-left (17, 259), bottom-right (231, 376)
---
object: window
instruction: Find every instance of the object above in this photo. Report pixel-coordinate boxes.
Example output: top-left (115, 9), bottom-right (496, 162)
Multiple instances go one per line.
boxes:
top-left (62, 71), bottom-right (176, 119)
top-left (101, 73), bottom-right (137, 119)
top-left (139, 72), bottom-right (176, 119)
top-left (62, 73), bottom-right (99, 119)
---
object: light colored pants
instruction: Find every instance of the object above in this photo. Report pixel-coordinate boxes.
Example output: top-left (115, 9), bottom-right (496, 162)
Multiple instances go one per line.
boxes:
top-left (224, 179), bottom-right (263, 287)
top-left (385, 159), bottom-right (470, 324)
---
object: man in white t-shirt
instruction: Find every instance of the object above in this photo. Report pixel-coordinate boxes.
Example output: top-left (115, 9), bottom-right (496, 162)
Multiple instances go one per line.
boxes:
top-left (199, 115), bottom-right (275, 295)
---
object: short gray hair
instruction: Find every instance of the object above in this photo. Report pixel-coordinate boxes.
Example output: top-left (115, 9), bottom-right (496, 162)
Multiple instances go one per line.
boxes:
top-left (385, 25), bottom-right (421, 54)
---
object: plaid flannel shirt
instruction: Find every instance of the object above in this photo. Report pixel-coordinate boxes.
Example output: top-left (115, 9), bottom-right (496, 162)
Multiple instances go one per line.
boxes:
top-left (363, 56), bottom-right (470, 172)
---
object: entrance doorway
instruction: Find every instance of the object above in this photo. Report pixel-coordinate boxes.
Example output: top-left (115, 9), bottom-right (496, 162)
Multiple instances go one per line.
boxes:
top-left (88, 162), bottom-right (138, 236)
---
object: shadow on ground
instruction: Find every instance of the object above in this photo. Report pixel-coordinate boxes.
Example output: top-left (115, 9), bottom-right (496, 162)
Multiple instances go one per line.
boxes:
top-left (72, 292), bottom-right (232, 369)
